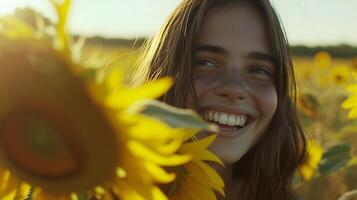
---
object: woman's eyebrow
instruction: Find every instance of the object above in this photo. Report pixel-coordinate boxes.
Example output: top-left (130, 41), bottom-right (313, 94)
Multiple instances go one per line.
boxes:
top-left (196, 44), bottom-right (228, 54)
top-left (247, 51), bottom-right (275, 63)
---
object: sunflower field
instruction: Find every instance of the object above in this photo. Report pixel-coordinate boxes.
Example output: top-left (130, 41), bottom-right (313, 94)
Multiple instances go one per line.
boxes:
top-left (0, 0), bottom-right (356, 200)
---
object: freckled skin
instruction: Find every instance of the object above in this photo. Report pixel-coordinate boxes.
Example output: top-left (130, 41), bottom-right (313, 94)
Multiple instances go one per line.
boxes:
top-left (186, 4), bottom-right (278, 163)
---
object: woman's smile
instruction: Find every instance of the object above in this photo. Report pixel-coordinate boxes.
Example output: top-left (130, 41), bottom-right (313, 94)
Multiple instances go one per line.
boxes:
top-left (200, 107), bottom-right (255, 138)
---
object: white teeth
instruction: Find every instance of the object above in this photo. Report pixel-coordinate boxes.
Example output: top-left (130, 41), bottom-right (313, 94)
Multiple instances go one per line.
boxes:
top-left (235, 115), bottom-right (247, 126)
top-left (236, 117), bottom-right (241, 126)
top-left (228, 115), bottom-right (236, 126)
top-left (208, 111), bottom-right (214, 121)
top-left (213, 112), bottom-right (219, 121)
top-left (218, 113), bottom-right (228, 125)
top-left (203, 110), bottom-right (248, 127)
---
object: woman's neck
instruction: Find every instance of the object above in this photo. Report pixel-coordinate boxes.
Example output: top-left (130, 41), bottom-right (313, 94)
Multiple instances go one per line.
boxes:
top-left (212, 163), bottom-right (241, 200)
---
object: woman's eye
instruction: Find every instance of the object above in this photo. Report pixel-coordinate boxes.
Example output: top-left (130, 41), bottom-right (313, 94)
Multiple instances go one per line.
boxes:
top-left (195, 59), bottom-right (218, 68)
top-left (250, 66), bottom-right (273, 76)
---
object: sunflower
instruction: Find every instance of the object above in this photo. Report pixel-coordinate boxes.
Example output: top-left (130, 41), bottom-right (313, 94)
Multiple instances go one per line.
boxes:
top-left (342, 72), bottom-right (357, 119)
top-left (298, 140), bottom-right (323, 181)
top-left (330, 65), bottom-right (351, 86)
top-left (0, 4), bottom-right (190, 200)
top-left (314, 51), bottom-right (331, 69)
top-left (0, 33), bottom-right (122, 199)
top-left (0, 23), bottom-right (199, 200)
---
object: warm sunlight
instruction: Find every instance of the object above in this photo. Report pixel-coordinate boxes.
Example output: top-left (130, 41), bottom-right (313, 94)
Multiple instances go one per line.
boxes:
top-left (0, 0), bottom-right (356, 199)
top-left (0, 0), bottom-right (25, 16)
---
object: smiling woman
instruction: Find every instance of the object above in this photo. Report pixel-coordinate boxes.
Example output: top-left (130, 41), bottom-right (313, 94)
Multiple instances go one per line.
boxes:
top-left (133, 0), bottom-right (308, 199)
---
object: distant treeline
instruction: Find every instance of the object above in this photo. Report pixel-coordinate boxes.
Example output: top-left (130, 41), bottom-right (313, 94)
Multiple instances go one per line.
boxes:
top-left (85, 37), bottom-right (357, 58)
top-left (84, 36), bottom-right (147, 48)
top-left (290, 44), bottom-right (357, 58)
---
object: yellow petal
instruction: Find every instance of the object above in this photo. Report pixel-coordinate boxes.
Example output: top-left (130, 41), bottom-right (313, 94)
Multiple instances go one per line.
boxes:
top-left (153, 140), bottom-right (183, 156)
top-left (1, 190), bottom-right (16, 200)
top-left (106, 77), bottom-right (172, 108)
top-left (342, 96), bottom-right (357, 109)
top-left (185, 162), bottom-right (224, 196)
top-left (126, 115), bottom-right (187, 140)
top-left (15, 183), bottom-right (32, 200)
top-left (348, 107), bottom-right (357, 119)
top-left (0, 171), bottom-right (21, 197)
top-left (151, 186), bottom-right (168, 200)
top-left (299, 165), bottom-right (314, 181)
top-left (346, 84), bottom-right (357, 93)
top-left (126, 181), bottom-right (154, 200)
top-left (105, 68), bottom-right (124, 92)
top-left (143, 162), bottom-right (176, 183)
top-left (180, 134), bottom-right (217, 153)
top-left (192, 150), bottom-right (224, 166)
top-left (195, 161), bottom-right (224, 188)
top-left (181, 177), bottom-right (216, 200)
top-left (128, 141), bottom-right (191, 166)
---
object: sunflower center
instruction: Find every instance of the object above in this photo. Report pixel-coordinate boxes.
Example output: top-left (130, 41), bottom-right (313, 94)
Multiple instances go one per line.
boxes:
top-left (336, 75), bottom-right (343, 83)
top-left (0, 109), bottom-right (81, 179)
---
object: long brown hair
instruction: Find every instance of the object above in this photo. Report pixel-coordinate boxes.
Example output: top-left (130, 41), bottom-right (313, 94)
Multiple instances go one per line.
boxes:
top-left (133, 0), bottom-right (307, 199)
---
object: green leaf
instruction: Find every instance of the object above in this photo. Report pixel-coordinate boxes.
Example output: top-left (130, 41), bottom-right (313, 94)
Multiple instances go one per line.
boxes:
top-left (319, 144), bottom-right (352, 175)
top-left (306, 93), bottom-right (319, 108)
top-left (322, 144), bottom-right (351, 159)
top-left (292, 171), bottom-right (303, 186)
top-left (132, 100), bottom-right (217, 131)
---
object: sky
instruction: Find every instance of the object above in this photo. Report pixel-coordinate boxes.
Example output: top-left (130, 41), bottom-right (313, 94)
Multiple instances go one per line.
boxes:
top-left (0, 0), bottom-right (356, 46)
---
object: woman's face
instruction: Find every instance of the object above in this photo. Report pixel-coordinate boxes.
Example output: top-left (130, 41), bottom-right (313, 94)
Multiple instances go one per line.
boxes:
top-left (186, 4), bottom-right (278, 163)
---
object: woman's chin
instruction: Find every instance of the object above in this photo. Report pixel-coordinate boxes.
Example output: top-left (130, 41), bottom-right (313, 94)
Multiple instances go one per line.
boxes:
top-left (209, 144), bottom-right (246, 164)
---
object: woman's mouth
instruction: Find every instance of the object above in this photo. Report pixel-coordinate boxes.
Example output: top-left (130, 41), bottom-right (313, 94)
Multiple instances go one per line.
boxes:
top-left (202, 109), bottom-right (252, 137)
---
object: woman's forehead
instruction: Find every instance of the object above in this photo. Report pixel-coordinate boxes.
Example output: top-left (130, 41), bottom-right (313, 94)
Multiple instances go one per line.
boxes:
top-left (197, 4), bottom-right (272, 56)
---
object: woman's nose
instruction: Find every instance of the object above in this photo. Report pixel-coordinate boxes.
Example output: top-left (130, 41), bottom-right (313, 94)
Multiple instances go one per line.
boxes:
top-left (214, 73), bottom-right (247, 100)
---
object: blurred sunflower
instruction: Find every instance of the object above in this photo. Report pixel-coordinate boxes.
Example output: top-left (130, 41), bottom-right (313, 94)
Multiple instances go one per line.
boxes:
top-left (0, 37), bottom-right (194, 199)
top-left (314, 51), bottom-right (331, 69)
top-left (298, 140), bottom-right (323, 181)
top-left (0, 34), bottom-right (120, 199)
top-left (342, 72), bottom-right (357, 119)
top-left (0, 1), bottom-right (195, 200)
top-left (330, 65), bottom-right (351, 86)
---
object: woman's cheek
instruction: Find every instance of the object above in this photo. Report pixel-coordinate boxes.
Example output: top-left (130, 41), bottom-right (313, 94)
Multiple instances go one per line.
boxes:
top-left (193, 74), bottom-right (221, 96)
top-left (254, 86), bottom-right (278, 117)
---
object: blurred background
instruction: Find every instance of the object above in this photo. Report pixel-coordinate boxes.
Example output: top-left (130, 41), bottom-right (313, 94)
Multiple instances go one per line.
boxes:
top-left (0, 0), bottom-right (356, 199)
